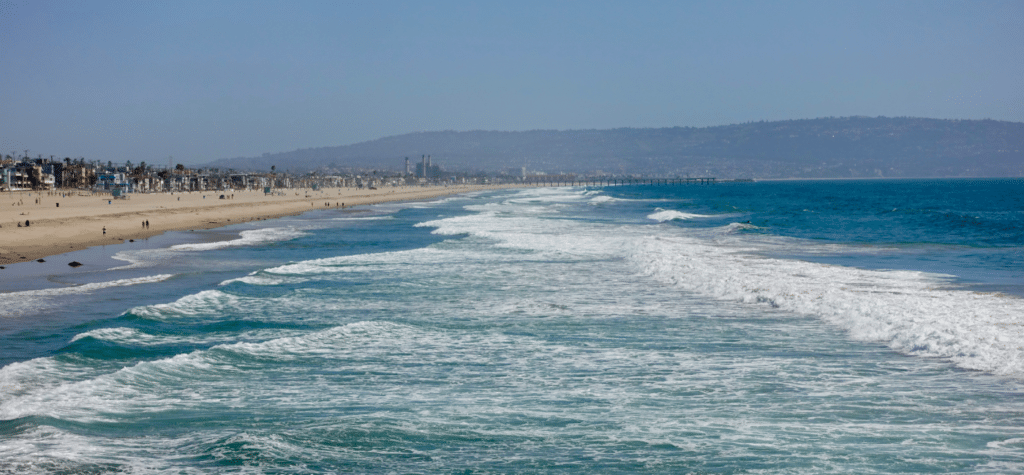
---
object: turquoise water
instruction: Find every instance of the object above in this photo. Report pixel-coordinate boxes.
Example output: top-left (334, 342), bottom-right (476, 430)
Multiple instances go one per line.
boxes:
top-left (1, 179), bottom-right (1023, 473)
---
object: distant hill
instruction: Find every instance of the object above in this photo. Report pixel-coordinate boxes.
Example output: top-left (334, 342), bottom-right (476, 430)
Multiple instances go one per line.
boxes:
top-left (204, 117), bottom-right (1024, 178)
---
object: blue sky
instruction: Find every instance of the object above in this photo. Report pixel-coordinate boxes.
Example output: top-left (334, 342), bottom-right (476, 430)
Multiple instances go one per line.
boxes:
top-left (1, 0), bottom-right (1021, 165)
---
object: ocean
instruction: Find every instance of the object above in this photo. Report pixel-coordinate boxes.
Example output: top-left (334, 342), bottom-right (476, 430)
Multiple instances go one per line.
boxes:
top-left (1, 179), bottom-right (1023, 473)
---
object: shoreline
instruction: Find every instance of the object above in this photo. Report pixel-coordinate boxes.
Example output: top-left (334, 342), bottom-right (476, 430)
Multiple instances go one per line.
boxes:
top-left (0, 184), bottom-right (517, 266)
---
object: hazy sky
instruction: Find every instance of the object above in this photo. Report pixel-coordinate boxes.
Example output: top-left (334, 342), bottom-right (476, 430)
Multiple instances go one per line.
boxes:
top-left (1, 0), bottom-right (1021, 165)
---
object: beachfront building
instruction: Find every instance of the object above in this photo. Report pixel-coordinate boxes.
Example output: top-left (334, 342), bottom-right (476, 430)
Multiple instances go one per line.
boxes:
top-left (189, 174), bottom-right (209, 191)
top-left (61, 163), bottom-right (98, 189)
top-left (230, 174), bottom-right (249, 189)
top-left (41, 162), bottom-right (64, 188)
top-left (0, 161), bottom-right (57, 191)
top-left (160, 173), bottom-right (189, 192)
top-left (97, 172), bottom-right (130, 192)
top-left (0, 166), bottom-right (26, 191)
top-left (130, 175), bottom-right (161, 193)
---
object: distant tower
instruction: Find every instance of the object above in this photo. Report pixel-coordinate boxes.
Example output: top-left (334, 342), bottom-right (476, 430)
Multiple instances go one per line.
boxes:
top-left (405, 157), bottom-right (410, 175)
top-left (421, 155), bottom-right (427, 178)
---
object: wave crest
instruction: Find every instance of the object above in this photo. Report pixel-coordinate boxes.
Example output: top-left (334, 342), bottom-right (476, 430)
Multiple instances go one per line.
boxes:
top-left (648, 209), bottom-right (714, 222)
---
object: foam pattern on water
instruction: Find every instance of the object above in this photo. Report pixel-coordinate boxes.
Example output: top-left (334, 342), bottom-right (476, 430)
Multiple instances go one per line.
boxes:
top-left (170, 226), bottom-right (306, 251)
top-left (1, 274), bottom-right (175, 317)
top-left (647, 209), bottom-right (715, 221)
top-left (3, 185), bottom-right (1024, 473)
top-left (428, 187), bottom-right (1024, 376)
top-left (629, 234), bottom-right (1024, 375)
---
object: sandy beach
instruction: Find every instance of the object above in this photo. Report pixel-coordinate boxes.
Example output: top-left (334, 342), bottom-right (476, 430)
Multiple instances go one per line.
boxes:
top-left (0, 184), bottom-right (512, 266)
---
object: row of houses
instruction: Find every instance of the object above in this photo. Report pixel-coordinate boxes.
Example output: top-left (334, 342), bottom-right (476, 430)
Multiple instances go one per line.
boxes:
top-left (0, 156), bottom-right (497, 194)
top-left (0, 157), bottom-right (339, 193)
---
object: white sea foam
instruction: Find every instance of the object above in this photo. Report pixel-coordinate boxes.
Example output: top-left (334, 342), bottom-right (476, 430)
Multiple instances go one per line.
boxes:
top-left (4, 274), bottom-right (175, 299)
top-left (718, 222), bottom-right (761, 233)
top-left (69, 327), bottom-right (149, 344)
top-left (0, 275), bottom-right (175, 318)
top-left (464, 202), bottom-right (553, 215)
top-left (419, 212), bottom-right (627, 259)
top-left (504, 187), bottom-right (590, 205)
top-left (108, 249), bottom-right (163, 270)
top-left (129, 289), bottom-right (243, 320)
top-left (105, 226), bottom-right (307, 270)
top-left (988, 437), bottom-right (1024, 449)
top-left (219, 273), bottom-right (298, 286)
top-left (417, 186), bottom-right (1024, 376)
top-left (0, 351), bottom-right (216, 423)
top-left (0, 355), bottom-right (101, 402)
top-left (0, 320), bottom-right (426, 423)
top-left (0, 426), bottom-right (143, 475)
top-left (170, 226), bottom-right (305, 251)
top-left (458, 187), bottom-right (608, 217)
top-left (259, 247), bottom-right (446, 277)
top-left (328, 215), bottom-right (395, 221)
top-left (589, 195), bottom-right (626, 204)
top-left (628, 234), bottom-right (1024, 375)
top-left (647, 209), bottom-right (714, 221)
top-left (69, 326), bottom-right (306, 347)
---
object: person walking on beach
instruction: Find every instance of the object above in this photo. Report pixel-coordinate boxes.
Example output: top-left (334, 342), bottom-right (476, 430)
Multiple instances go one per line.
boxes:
top-left (103, 227), bottom-right (106, 235)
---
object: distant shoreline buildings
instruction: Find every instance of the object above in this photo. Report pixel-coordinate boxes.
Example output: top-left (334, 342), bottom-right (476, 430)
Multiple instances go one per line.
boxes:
top-left (0, 153), bottom-right (516, 194)
top-left (1, 152), bottom-right (731, 194)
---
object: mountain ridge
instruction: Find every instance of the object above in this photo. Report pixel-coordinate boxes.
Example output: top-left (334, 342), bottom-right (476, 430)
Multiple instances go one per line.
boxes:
top-left (204, 117), bottom-right (1024, 178)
